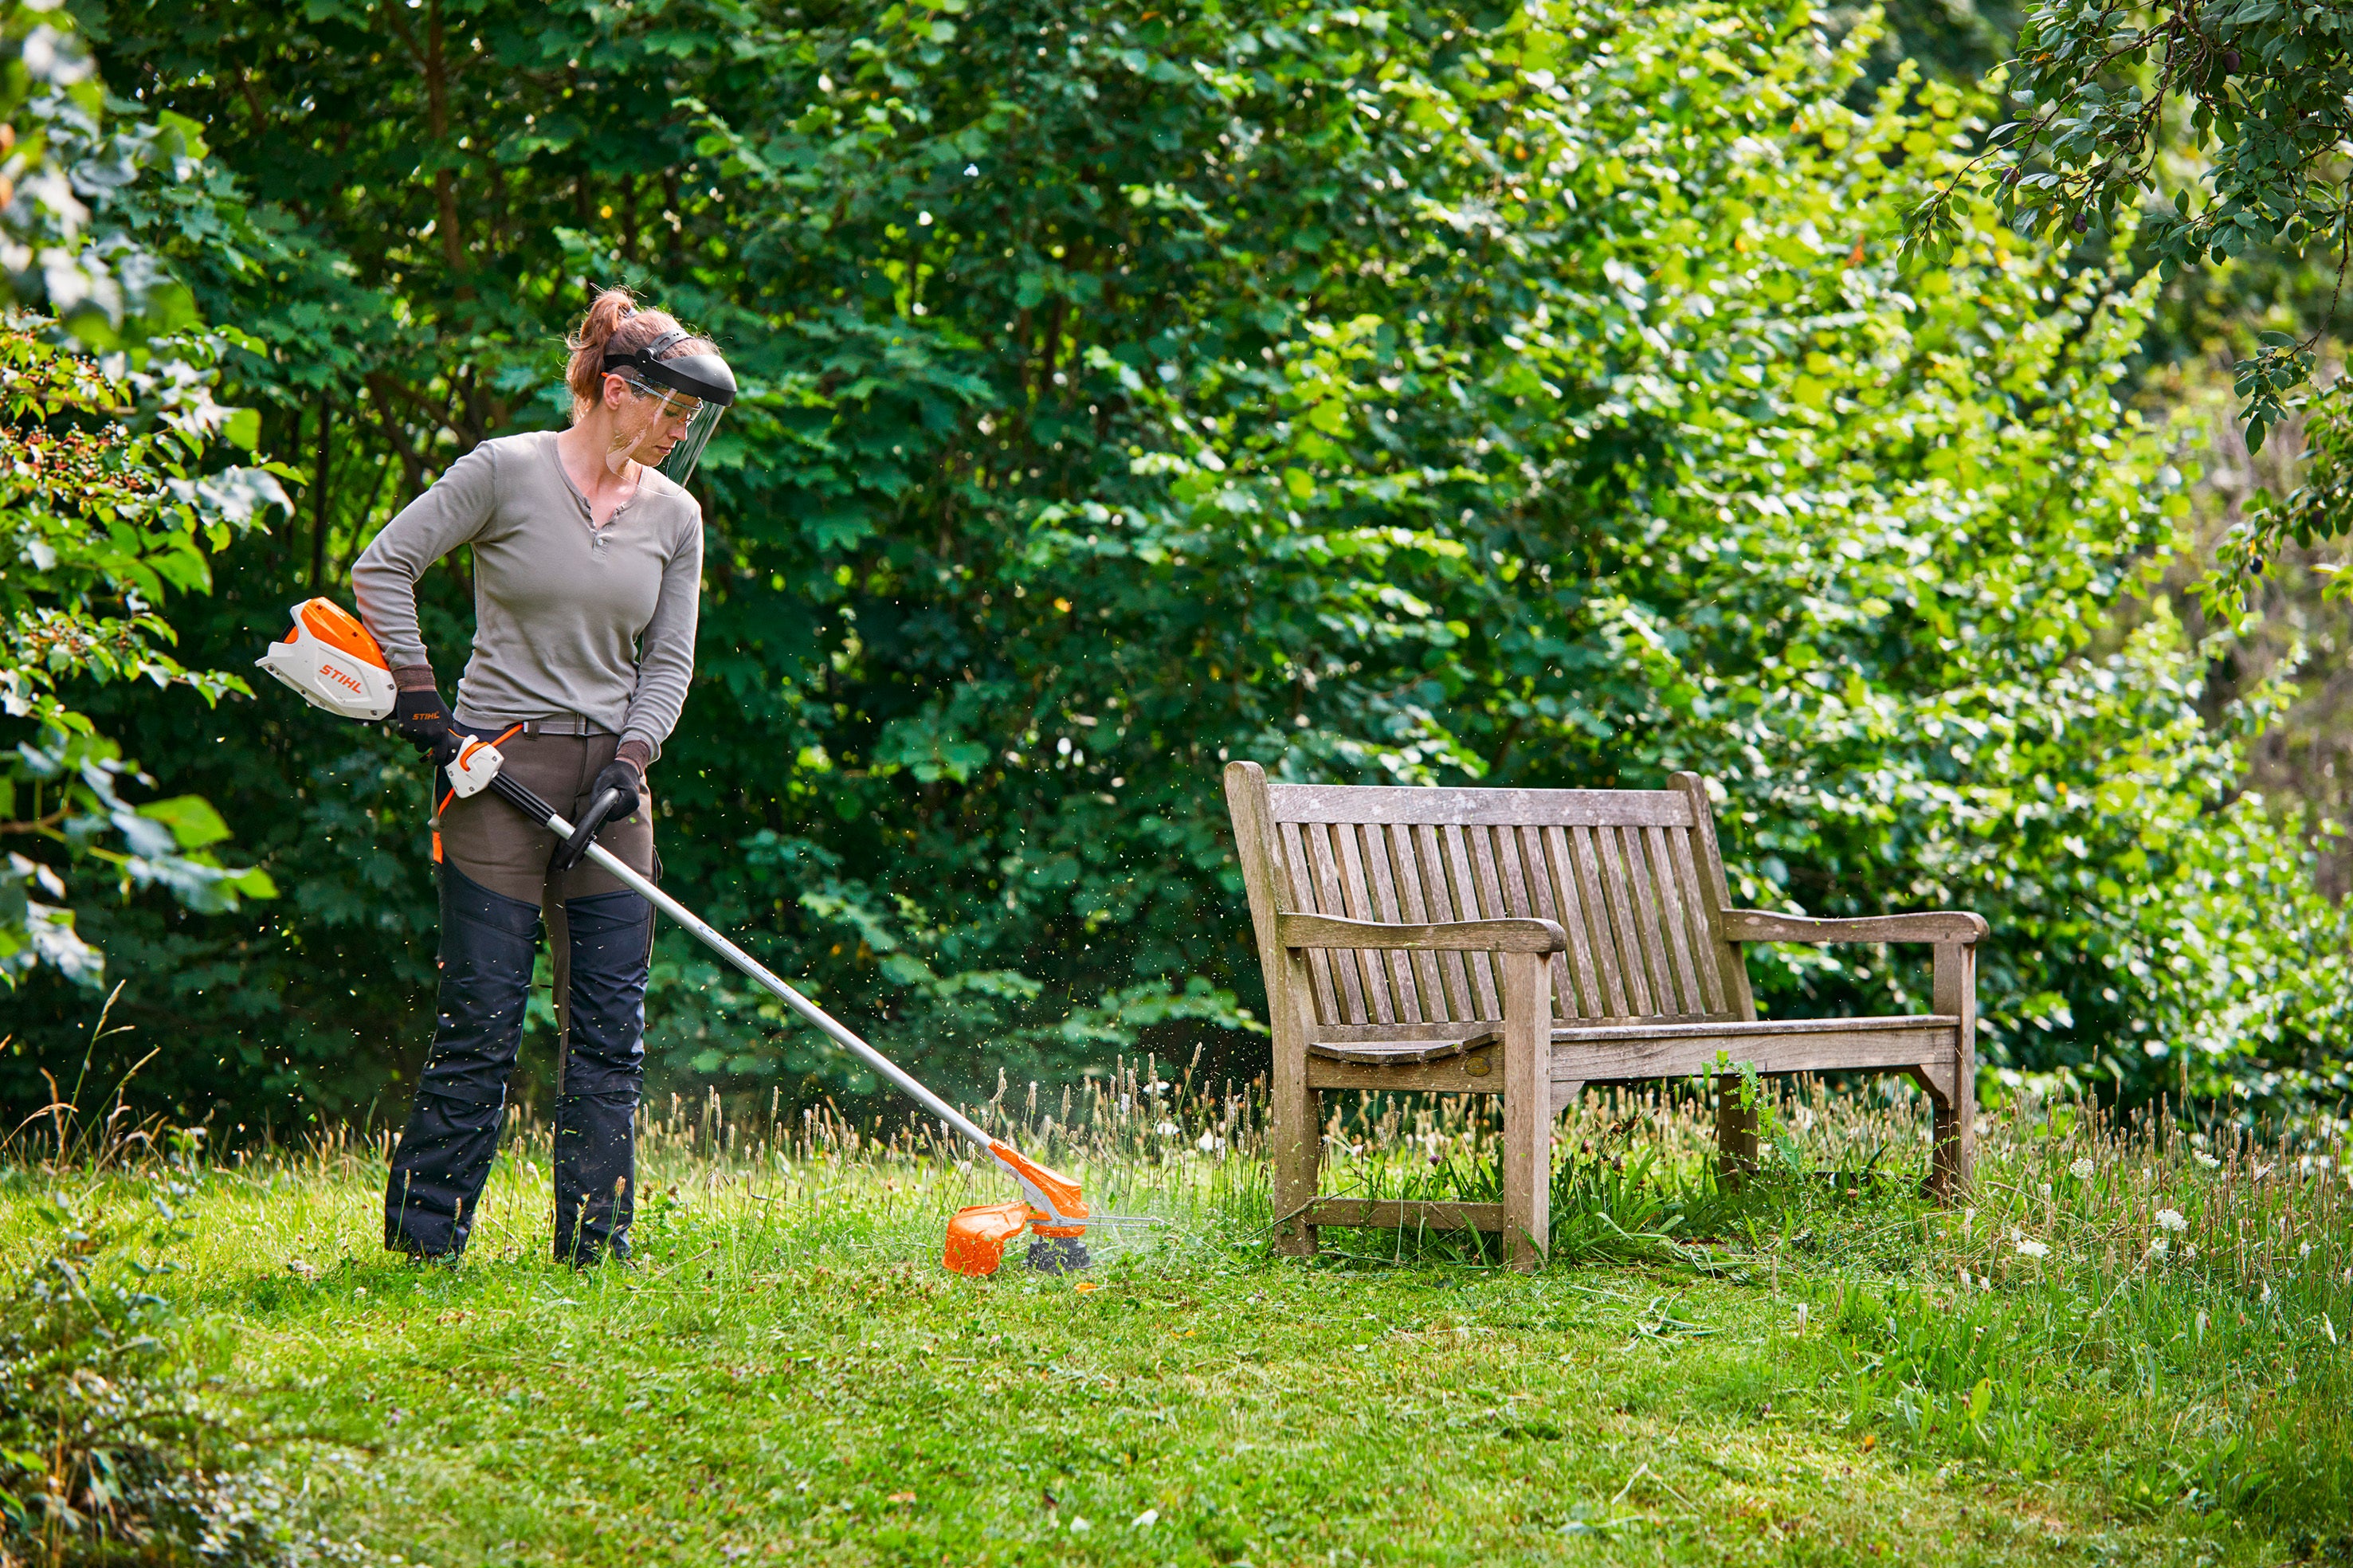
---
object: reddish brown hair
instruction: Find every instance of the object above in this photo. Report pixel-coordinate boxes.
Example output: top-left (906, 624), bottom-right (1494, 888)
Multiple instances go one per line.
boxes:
top-left (563, 286), bottom-right (716, 421)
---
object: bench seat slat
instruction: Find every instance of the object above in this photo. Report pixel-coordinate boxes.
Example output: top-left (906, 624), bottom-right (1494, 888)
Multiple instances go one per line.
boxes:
top-left (1552, 1015), bottom-right (1963, 1083)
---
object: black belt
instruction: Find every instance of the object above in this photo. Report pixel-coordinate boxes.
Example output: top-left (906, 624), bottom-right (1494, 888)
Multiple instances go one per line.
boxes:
top-left (472, 715), bottom-right (615, 738)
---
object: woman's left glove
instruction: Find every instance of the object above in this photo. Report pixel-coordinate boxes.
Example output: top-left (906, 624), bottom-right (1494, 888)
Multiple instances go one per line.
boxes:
top-left (588, 758), bottom-right (641, 823)
top-left (551, 753), bottom-right (646, 874)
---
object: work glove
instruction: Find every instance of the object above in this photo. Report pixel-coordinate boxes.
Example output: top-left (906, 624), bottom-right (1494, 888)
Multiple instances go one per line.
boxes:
top-left (551, 756), bottom-right (644, 874)
top-left (391, 684), bottom-right (453, 763)
top-left (588, 758), bottom-right (641, 824)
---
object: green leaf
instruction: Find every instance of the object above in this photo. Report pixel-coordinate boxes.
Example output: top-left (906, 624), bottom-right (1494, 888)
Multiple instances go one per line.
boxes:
top-left (135, 796), bottom-right (232, 851)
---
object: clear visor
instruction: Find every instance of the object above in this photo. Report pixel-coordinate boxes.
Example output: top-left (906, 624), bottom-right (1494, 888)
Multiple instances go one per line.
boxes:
top-left (604, 378), bottom-right (727, 488)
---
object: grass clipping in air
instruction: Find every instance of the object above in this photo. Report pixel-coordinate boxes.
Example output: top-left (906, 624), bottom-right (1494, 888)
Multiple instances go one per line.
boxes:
top-left (2, 1066), bottom-right (2348, 1566)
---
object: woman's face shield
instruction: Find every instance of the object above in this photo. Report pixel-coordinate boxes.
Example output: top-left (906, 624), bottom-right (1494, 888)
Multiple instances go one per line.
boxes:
top-left (604, 377), bottom-right (724, 485)
top-left (598, 335), bottom-right (737, 487)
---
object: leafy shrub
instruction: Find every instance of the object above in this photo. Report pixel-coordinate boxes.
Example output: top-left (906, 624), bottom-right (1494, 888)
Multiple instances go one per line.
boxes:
top-left (0, 1131), bottom-right (361, 1566)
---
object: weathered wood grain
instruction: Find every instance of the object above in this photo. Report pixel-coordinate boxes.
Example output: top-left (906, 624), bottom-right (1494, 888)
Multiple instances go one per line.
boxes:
top-left (1277, 913), bottom-right (1568, 955)
top-left (1724, 909), bottom-right (1993, 946)
top-left (1304, 1198), bottom-right (1506, 1233)
top-left (1266, 782), bottom-right (1697, 828)
top-left (1500, 948), bottom-right (1551, 1271)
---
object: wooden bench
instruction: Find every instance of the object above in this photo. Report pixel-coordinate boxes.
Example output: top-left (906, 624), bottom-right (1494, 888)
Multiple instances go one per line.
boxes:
top-left (1223, 762), bottom-right (1986, 1269)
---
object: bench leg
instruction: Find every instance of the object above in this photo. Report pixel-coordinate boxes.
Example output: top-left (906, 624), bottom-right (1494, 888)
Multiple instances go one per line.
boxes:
top-left (1500, 951), bottom-right (1551, 1272)
top-left (1927, 941), bottom-right (1978, 1203)
top-left (1272, 1048), bottom-right (1321, 1258)
top-left (1715, 1074), bottom-right (1760, 1188)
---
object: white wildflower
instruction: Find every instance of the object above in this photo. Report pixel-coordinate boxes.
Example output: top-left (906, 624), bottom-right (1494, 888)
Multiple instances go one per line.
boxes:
top-left (2014, 1238), bottom-right (2049, 1259)
top-left (2148, 1236), bottom-right (2171, 1258)
top-left (2155, 1208), bottom-right (2189, 1233)
top-left (2039, 1182), bottom-right (2053, 1199)
top-left (2194, 1151), bottom-right (2220, 1170)
top-left (2184, 1244), bottom-right (2198, 1260)
top-left (1978, 1276), bottom-right (1992, 1292)
top-left (2325, 1315), bottom-right (2339, 1347)
top-left (1197, 1131), bottom-right (1225, 1154)
top-left (1131, 1509), bottom-right (1159, 1530)
top-left (2069, 1158), bottom-right (2096, 1181)
top-left (2300, 1241), bottom-right (2314, 1259)
top-left (1069, 1517), bottom-right (1091, 1534)
top-left (2260, 1283), bottom-right (2273, 1304)
top-left (1793, 1303), bottom-right (1809, 1332)
top-left (1156, 1121), bottom-right (1178, 1137)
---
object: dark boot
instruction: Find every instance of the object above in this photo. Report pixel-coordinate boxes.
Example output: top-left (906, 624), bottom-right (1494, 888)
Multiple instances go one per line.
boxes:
top-left (551, 885), bottom-right (651, 1264)
top-left (386, 865), bottom-right (540, 1258)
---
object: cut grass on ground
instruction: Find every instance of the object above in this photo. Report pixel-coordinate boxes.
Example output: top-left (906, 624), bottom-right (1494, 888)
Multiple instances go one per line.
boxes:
top-left (2, 1078), bottom-right (2349, 1565)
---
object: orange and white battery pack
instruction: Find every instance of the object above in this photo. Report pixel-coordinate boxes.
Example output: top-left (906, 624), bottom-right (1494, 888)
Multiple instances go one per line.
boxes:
top-left (256, 598), bottom-right (397, 721)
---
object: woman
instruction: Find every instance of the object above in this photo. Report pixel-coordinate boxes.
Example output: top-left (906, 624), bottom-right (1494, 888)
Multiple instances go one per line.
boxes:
top-left (354, 287), bottom-right (734, 1264)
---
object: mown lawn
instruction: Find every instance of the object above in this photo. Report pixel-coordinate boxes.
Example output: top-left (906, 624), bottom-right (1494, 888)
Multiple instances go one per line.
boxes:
top-left (4, 1082), bottom-right (2349, 1566)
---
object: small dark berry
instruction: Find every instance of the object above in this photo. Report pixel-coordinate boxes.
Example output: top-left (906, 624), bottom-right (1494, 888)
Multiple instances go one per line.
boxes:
top-left (2073, 211), bottom-right (2089, 233)
top-left (2224, 48), bottom-right (2241, 73)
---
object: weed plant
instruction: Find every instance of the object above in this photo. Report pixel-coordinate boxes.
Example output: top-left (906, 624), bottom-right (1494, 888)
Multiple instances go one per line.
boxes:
top-left (1, 1059), bottom-right (2347, 1564)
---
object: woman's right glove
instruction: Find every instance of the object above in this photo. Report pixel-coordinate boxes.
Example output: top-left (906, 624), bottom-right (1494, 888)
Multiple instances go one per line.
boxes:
top-left (390, 680), bottom-right (453, 762)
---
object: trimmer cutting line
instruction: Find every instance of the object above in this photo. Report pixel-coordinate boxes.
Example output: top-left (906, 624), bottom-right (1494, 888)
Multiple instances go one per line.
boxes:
top-left (259, 597), bottom-right (1146, 1276)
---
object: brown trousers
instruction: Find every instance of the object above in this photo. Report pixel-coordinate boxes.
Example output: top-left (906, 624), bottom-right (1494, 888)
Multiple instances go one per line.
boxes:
top-left (436, 726), bottom-right (657, 1056)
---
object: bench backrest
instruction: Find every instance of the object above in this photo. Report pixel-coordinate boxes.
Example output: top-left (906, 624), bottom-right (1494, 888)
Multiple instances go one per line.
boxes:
top-left (1225, 763), bottom-right (1757, 1038)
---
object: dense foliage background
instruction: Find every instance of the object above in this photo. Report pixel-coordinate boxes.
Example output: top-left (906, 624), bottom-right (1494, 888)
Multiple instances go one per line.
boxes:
top-left (4, 0), bottom-right (2347, 1132)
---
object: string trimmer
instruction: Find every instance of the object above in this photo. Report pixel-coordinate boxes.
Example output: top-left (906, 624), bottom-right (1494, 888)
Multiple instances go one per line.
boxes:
top-left (258, 597), bottom-right (1115, 1276)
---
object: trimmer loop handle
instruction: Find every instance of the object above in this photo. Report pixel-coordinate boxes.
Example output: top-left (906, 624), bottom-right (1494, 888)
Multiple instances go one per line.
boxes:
top-left (550, 786), bottom-right (628, 873)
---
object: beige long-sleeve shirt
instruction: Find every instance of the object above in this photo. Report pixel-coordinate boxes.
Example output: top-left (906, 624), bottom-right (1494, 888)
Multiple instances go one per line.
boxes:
top-left (351, 430), bottom-right (703, 760)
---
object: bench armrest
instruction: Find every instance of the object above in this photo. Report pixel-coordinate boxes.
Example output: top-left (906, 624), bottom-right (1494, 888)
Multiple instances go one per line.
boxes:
top-left (1721, 909), bottom-right (1989, 946)
top-left (1277, 912), bottom-right (1568, 955)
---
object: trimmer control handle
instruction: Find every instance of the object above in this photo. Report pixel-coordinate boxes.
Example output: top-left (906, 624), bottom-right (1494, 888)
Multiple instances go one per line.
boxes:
top-left (550, 786), bottom-right (627, 873)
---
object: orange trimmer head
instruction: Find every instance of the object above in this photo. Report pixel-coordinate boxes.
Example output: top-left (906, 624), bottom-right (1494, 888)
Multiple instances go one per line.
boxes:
top-left (944, 1142), bottom-right (1094, 1276)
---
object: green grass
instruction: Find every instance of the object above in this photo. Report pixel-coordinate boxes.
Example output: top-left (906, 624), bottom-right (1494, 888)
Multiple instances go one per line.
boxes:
top-left (3, 1073), bottom-right (2350, 1566)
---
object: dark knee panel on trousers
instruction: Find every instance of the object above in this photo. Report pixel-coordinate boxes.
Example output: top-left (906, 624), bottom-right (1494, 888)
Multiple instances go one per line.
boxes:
top-left (386, 864), bottom-right (541, 1257)
top-left (552, 886), bottom-right (652, 1263)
